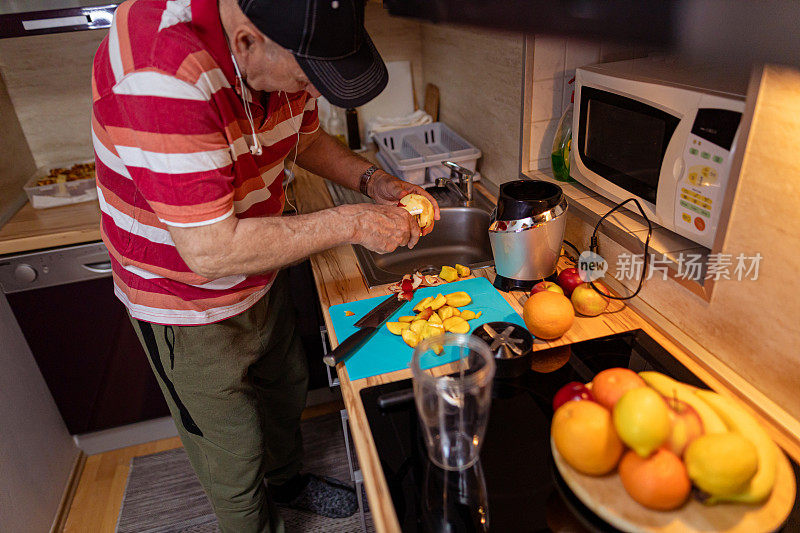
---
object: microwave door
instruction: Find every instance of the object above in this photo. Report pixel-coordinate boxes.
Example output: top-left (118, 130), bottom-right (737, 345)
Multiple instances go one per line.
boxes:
top-left (578, 87), bottom-right (681, 210)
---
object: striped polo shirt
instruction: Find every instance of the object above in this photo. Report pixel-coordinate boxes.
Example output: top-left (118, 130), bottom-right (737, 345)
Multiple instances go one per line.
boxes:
top-left (91, 0), bottom-right (319, 325)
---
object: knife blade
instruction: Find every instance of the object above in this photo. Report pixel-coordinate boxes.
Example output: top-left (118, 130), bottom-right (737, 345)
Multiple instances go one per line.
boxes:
top-left (323, 294), bottom-right (404, 367)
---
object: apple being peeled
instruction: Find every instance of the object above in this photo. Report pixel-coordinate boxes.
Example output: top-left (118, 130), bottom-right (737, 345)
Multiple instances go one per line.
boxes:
top-left (571, 283), bottom-right (609, 316)
top-left (556, 268), bottom-right (583, 297)
top-left (665, 397), bottom-right (704, 456)
top-left (398, 194), bottom-right (434, 232)
top-left (530, 281), bottom-right (564, 296)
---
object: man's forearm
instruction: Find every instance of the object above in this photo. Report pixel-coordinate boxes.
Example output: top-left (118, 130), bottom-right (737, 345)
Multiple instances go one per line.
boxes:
top-left (295, 130), bottom-right (374, 191)
top-left (172, 205), bottom-right (357, 279)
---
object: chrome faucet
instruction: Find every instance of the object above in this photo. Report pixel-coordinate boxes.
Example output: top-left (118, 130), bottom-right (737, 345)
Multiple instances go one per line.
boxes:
top-left (435, 160), bottom-right (474, 204)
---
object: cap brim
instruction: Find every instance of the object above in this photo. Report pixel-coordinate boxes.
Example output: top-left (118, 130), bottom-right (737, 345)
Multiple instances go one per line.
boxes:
top-left (295, 32), bottom-right (388, 108)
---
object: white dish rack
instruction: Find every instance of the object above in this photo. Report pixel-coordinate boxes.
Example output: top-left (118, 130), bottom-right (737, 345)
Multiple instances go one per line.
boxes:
top-left (372, 122), bottom-right (481, 185)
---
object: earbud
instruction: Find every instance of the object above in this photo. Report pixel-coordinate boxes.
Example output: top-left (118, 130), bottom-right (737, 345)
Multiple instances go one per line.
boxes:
top-left (231, 53), bottom-right (263, 157)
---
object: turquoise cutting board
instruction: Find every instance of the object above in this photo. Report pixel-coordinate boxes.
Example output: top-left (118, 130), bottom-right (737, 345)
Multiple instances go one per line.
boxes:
top-left (329, 277), bottom-right (526, 381)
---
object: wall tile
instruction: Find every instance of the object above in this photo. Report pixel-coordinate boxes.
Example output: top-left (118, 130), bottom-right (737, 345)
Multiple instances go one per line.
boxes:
top-left (565, 39), bottom-right (601, 78)
top-left (365, 3), bottom-right (424, 105)
top-left (529, 118), bottom-right (559, 163)
top-left (532, 36), bottom-right (566, 80)
top-left (600, 42), bottom-right (636, 63)
top-left (0, 31), bottom-right (105, 168)
top-left (421, 24), bottom-right (524, 185)
top-left (530, 157), bottom-right (552, 171)
top-left (531, 77), bottom-right (564, 123)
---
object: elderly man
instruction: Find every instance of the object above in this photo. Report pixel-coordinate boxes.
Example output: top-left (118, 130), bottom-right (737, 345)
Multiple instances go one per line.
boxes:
top-left (91, 0), bottom-right (438, 530)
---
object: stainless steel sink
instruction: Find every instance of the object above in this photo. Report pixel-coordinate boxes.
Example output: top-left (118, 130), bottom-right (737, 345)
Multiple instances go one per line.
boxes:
top-left (326, 182), bottom-right (495, 287)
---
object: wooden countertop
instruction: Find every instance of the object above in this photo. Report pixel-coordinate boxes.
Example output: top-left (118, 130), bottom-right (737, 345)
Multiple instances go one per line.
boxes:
top-left (0, 200), bottom-right (101, 255)
top-left (291, 167), bottom-right (800, 533)
top-left (3, 161), bottom-right (797, 531)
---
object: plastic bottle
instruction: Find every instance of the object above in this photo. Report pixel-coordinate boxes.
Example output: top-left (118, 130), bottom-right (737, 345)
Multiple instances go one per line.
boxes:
top-left (327, 107), bottom-right (347, 146)
top-left (551, 78), bottom-right (576, 182)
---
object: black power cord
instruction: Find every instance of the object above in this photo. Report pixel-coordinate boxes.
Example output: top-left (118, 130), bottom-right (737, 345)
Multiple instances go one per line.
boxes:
top-left (563, 198), bottom-right (653, 301)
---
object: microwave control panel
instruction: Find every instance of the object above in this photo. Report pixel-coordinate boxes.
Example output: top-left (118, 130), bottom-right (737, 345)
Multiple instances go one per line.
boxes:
top-left (674, 108), bottom-right (741, 246)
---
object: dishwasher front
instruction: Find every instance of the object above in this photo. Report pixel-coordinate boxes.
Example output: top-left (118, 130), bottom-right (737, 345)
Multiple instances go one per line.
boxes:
top-left (0, 241), bottom-right (170, 435)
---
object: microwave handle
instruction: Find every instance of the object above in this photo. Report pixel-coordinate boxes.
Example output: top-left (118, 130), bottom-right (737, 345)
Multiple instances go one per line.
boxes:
top-left (673, 157), bottom-right (685, 180)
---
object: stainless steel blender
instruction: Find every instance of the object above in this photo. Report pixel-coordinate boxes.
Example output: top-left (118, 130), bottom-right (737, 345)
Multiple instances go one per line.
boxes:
top-left (488, 180), bottom-right (568, 292)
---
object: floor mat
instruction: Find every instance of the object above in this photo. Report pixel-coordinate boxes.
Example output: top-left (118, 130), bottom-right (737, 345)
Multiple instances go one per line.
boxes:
top-left (116, 412), bottom-right (372, 532)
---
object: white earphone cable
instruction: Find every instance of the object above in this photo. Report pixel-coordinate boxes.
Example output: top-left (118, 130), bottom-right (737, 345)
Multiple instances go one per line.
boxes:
top-left (229, 51), bottom-right (318, 212)
top-left (283, 91), bottom-right (300, 212)
top-left (230, 53), bottom-right (262, 156)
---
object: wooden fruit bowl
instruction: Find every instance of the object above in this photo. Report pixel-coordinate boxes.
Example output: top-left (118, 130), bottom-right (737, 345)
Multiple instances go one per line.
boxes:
top-left (551, 437), bottom-right (796, 532)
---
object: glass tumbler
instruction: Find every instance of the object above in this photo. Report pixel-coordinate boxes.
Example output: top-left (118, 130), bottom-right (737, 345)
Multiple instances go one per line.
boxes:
top-left (410, 334), bottom-right (496, 471)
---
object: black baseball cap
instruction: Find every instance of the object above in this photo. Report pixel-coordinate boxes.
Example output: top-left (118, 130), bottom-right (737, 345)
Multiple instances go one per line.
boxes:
top-left (237, 0), bottom-right (388, 108)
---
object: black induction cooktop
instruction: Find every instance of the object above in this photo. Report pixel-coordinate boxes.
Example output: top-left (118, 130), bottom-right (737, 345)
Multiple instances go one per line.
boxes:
top-left (360, 329), bottom-right (800, 532)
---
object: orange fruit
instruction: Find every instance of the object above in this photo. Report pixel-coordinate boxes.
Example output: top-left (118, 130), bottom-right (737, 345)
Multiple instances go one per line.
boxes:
top-left (618, 448), bottom-right (691, 511)
top-left (523, 291), bottom-right (574, 340)
top-left (552, 400), bottom-right (623, 475)
top-left (591, 367), bottom-right (646, 409)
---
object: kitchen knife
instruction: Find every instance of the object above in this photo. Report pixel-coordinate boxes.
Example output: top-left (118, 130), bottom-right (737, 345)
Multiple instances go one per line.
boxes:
top-left (323, 294), bottom-right (404, 367)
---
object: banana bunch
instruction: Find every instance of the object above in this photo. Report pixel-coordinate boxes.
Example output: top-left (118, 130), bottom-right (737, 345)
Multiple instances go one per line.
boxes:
top-left (692, 390), bottom-right (779, 504)
top-left (640, 371), bottom-right (778, 505)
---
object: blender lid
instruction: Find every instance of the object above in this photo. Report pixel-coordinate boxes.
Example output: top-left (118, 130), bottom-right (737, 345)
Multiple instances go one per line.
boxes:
top-left (496, 180), bottom-right (563, 221)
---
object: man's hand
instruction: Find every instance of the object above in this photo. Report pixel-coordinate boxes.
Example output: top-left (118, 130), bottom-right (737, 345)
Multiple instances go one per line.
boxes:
top-left (368, 171), bottom-right (440, 236)
top-left (343, 203), bottom-right (421, 253)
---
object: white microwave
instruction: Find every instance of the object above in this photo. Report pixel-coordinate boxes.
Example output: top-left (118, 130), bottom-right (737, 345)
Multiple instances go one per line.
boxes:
top-left (571, 57), bottom-right (749, 248)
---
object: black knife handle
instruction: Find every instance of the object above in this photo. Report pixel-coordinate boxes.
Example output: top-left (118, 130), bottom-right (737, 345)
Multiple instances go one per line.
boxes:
top-left (377, 388), bottom-right (415, 410)
top-left (323, 327), bottom-right (377, 367)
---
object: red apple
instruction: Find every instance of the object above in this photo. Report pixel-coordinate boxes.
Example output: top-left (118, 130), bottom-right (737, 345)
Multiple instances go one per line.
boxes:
top-left (556, 268), bottom-right (583, 297)
top-left (664, 397), bottom-right (704, 456)
top-left (530, 281), bottom-right (565, 296)
top-left (553, 381), bottom-right (595, 411)
top-left (571, 283), bottom-right (609, 316)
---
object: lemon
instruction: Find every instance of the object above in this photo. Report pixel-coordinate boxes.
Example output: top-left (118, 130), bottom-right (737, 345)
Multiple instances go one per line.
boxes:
top-left (612, 387), bottom-right (670, 457)
top-left (684, 433), bottom-right (759, 497)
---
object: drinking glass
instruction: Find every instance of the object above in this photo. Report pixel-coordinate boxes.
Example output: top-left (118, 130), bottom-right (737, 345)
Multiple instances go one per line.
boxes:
top-left (410, 334), bottom-right (495, 471)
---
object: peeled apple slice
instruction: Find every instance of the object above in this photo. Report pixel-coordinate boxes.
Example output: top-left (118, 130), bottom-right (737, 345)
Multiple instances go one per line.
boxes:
top-left (429, 294), bottom-right (447, 310)
top-left (398, 194), bottom-right (434, 232)
top-left (460, 310), bottom-right (481, 320)
top-left (402, 329), bottom-right (420, 348)
top-left (445, 292), bottom-right (472, 307)
top-left (414, 296), bottom-right (435, 313)
top-left (409, 320), bottom-right (428, 335)
top-left (442, 316), bottom-right (470, 334)
top-left (439, 266), bottom-right (458, 282)
top-left (386, 322), bottom-right (410, 335)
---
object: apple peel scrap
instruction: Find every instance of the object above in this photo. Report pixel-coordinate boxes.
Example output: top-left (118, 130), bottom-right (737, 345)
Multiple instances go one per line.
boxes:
top-left (387, 272), bottom-right (446, 301)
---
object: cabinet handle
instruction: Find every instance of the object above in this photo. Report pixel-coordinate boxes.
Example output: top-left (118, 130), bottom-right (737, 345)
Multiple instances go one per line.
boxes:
top-left (82, 261), bottom-right (113, 274)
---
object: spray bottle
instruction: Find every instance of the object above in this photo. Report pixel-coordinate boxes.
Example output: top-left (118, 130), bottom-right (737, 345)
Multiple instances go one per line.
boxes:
top-left (551, 77), bottom-right (575, 182)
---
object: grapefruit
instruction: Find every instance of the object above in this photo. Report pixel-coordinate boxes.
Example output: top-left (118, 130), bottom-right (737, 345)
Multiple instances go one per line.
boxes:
top-left (552, 400), bottom-right (623, 475)
top-left (591, 367), bottom-right (646, 409)
top-left (618, 449), bottom-right (691, 511)
top-left (523, 291), bottom-right (574, 340)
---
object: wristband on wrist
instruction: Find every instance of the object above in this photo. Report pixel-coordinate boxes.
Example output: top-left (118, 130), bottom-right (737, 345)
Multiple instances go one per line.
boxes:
top-left (358, 165), bottom-right (379, 197)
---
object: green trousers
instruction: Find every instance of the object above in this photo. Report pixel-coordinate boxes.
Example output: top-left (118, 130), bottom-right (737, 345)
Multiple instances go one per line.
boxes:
top-left (130, 272), bottom-right (308, 533)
